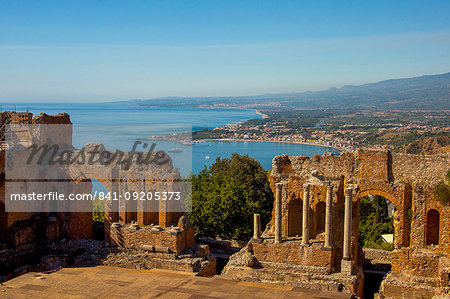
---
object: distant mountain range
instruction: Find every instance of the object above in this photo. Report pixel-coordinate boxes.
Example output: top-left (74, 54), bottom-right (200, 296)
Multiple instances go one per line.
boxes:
top-left (125, 72), bottom-right (450, 110)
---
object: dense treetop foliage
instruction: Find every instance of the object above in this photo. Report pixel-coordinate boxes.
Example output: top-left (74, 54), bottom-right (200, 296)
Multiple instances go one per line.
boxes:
top-left (188, 153), bottom-right (274, 240)
top-left (92, 197), bottom-right (105, 223)
top-left (359, 195), bottom-right (394, 251)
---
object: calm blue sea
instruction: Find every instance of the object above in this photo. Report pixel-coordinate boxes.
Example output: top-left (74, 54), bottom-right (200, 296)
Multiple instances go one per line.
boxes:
top-left (2, 102), bottom-right (340, 175)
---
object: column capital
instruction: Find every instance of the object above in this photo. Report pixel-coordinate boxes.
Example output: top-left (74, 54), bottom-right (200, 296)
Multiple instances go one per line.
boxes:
top-left (326, 183), bottom-right (333, 191)
top-left (345, 184), bottom-right (359, 197)
top-left (344, 187), bottom-right (353, 197)
top-left (303, 183), bottom-right (311, 191)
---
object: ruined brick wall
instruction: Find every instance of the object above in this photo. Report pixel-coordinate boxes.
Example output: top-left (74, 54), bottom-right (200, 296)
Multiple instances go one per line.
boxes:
top-left (251, 240), bottom-right (334, 270)
top-left (269, 149), bottom-right (449, 249)
top-left (1, 146), bottom-right (94, 240)
top-left (0, 112), bottom-right (34, 147)
top-left (268, 149), bottom-right (449, 285)
top-left (1, 110), bottom-right (186, 241)
top-left (1, 111), bottom-right (193, 279)
top-left (110, 224), bottom-right (185, 253)
top-left (110, 216), bottom-right (195, 254)
top-left (32, 112), bottom-right (71, 124)
top-left (0, 111), bottom-right (33, 125)
top-left (0, 112), bottom-right (87, 256)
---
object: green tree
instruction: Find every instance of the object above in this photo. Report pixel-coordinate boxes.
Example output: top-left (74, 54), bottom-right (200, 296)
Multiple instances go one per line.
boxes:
top-left (92, 197), bottom-right (105, 223)
top-left (434, 170), bottom-right (450, 206)
top-left (358, 196), bottom-right (394, 251)
top-left (188, 153), bottom-right (274, 239)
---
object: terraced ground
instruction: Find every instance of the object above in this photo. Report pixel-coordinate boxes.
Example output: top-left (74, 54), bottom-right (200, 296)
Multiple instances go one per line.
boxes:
top-left (0, 265), bottom-right (351, 298)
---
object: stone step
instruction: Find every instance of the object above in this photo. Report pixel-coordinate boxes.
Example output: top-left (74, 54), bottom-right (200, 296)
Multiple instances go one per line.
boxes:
top-left (380, 274), bottom-right (438, 299)
top-left (223, 265), bottom-right (352, 293)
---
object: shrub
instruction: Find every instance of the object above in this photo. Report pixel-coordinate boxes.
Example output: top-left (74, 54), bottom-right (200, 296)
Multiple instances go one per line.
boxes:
top-left (434, 170), bottom-right (450, 206)
top-left (92, 198), bottom-right (105, 222)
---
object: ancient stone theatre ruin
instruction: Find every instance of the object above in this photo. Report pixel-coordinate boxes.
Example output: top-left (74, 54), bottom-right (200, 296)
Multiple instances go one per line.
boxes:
top-left (224, 150), bottom-right (449, 298)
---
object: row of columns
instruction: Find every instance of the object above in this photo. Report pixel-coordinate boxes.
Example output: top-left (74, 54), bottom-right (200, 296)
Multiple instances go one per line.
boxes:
top-left (105, 169), bottom-right (173, 231)
top-left (262, 182), bottom-right (354, 265)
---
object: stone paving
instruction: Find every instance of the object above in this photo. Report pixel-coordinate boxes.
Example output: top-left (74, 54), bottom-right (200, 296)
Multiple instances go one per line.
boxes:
top-left (0, 266), bottom-right (351, 298)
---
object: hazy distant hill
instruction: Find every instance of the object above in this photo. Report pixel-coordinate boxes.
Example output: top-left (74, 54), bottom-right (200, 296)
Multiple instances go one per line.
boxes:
top-left (285, 72), bottom-right (450, 110)
top-left (404, 136), bottom-right (450, 155)
top-left (126, 72), bottom-right (450, 110)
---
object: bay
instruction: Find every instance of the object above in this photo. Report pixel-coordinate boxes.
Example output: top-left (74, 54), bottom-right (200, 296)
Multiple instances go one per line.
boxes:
top-left (2, 102), bottom-right (340, 176)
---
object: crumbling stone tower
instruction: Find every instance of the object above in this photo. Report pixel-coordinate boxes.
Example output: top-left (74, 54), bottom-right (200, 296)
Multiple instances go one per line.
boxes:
top-left (0, 111), bottom-right (195, 277)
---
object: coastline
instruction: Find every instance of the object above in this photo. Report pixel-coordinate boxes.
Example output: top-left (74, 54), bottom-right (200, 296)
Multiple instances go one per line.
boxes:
top-left (223, 109), bottom-right (267, 127)
top-left (193, 138), bottom-right (343, 152)
top-left (134, 107), bottom-right (344, 152)
top-left (254, 110), bottom-right (269, 119)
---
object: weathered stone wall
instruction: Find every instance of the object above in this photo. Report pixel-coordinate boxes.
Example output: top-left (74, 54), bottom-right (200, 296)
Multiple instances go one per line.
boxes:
top-left (251, 239), bottom-right (334, 270)
top-left (0, 213), bottom-right (69, 276)
top-left (363, 248), bottom-right (391, 263)
top-left (103, 247), bottom-right (217, 277)
top-left (110, 216), bottom-right (195, 254)
top-left (0, 111), bottom-right (33, 125)
top-left (110, 224), bottom-right (185, 254)
top-left (0, 111), bottom-right (78, 232)
top-left (225, 149), bottom-right (448, 297)
top-left (269, 149), bottom-right (449, 253)
top-left (1, 111), bottom-right (192, 279)
top-left (32, 113), bottom-right (71, 124)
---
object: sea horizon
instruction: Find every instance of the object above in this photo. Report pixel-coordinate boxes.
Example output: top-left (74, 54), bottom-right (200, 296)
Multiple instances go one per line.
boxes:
top-left (0, 102), bottom-right (340, 175)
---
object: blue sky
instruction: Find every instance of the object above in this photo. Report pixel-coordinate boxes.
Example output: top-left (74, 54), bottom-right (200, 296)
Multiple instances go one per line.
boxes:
top-left (1, 0), bottom-right (449, 102)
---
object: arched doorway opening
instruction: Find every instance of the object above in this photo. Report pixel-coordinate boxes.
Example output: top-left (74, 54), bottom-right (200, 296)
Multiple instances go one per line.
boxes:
top-left (315, 201), bottom-right (326, 235)
top-left (126, 189), bottom-right (138, 223)
top-left (359, 194), bottom-right (395, 251)
top-left (426, 209), bottom-right (440, 246)
top-left (358, 193), bottom-right (395, 299)
top-left (287, 197), bottom-right (302, 237)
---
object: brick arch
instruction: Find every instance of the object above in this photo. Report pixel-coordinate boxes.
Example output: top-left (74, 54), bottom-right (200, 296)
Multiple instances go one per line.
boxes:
top-left (426, 209), bottom-right (440, 246)
top-left (356, 188), bottom-right (408, 249)
top-left (88, 177), bottom-right (112, 193)
top-left (285, 190), bottom-right (302, 205)
top-left (357, 189), bottom-right (400, 210)
top-left (69, 168), bottom-right (114, 193)
top-left (287, 196), bottom-right (302, 237)
top-left (315, 201), bottom-right (326, 235)
top-left (67, 167), bottom-right (120, 238)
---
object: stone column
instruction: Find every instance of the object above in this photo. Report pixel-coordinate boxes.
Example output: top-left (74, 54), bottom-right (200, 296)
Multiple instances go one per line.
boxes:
top-left (253, 214), bottom-right (261, 240)
top-left (118, 175), bottom-right (127, 225)
top-left (302, 183), bottom-right (310, 246)
top-left (275, 182), bottom-right (283, 244)
top-left (105, 167), bottom-right (120, 239)
top-left (137, 173), bottom-right (147, 225)
top-left (324, 182), bottom-right (333, 249)
top-left (159, 199), bottom-right (168, 227)
top-left (342, 187), bottom-right (353, 261)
